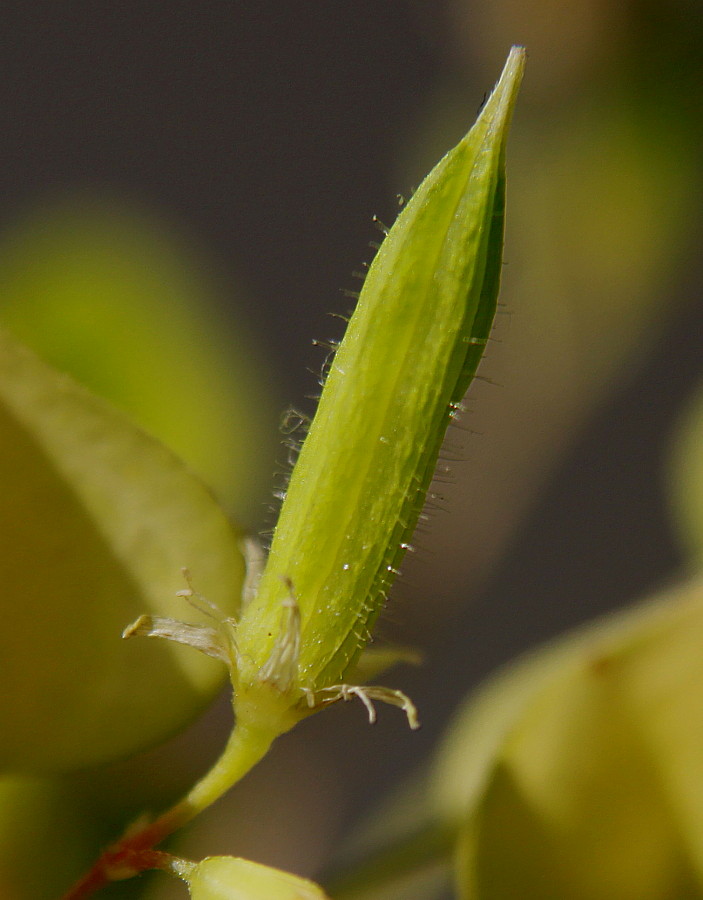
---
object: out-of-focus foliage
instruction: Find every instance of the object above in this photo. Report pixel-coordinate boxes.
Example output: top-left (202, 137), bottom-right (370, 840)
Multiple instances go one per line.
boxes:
top-left (432, 575), bottom-right (703, 898)
top-left (0, 776), bottom-right (89, 899)
top-left (0, 198), bottom-right (278, 894)
top-left (0, 328), bottom-right (245, 772)
top-left (0, 196), bottom-right (276, 521)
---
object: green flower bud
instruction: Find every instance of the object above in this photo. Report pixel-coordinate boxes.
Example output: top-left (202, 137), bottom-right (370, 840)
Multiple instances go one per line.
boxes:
top-left (178, 856), bottom-right (329, 900)
top-left (231, 47), bottom-right (525, 733)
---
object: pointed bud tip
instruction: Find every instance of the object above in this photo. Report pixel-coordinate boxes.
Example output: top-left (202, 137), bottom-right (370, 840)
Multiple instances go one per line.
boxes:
top-left (500, 45), bottom-right (526, 99)
top-left (475, 46), bottom-right (526, 137)
top-left (504, 46), bottom-right (526, 92)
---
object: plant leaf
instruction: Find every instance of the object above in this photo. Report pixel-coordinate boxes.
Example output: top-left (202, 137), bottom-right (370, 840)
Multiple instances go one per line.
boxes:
top-left (0, 195), bottom-right (275, 515)
top-left (0, 327), bottom-right (245, 772)
top-left (431, 576), bottom-right (703, 898)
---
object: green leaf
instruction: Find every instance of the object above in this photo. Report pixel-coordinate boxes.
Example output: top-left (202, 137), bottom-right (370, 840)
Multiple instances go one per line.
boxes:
top-left (232, 48), bottom-right (525, 729)
top-left (0, 775), bottom-right (90, 899)
top-left (0, 196), bottom-right (275, 517)
top-left (431, 576), bottom-right (703, 898)
top-left (0, 327), bottom-right (245, 773)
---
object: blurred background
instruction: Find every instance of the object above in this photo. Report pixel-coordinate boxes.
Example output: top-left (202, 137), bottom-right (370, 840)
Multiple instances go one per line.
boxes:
top-left (1, 2), bottom-right (702, 897)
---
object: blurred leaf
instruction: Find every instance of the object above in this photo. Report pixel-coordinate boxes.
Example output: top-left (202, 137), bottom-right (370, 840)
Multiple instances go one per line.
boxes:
top-left (0, 196), bottom-right (276, 519)
top-left (0, 775), bottom-right (89, 899)
top-left (432, 576), bottom-right (703, 898)
top-left (0, 327), bottom-right (245, 773)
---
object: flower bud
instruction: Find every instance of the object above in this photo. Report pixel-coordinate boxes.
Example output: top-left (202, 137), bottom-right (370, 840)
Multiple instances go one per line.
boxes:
top-left (232, 48), bottom-right (525, 732)
top-left (181, 856), bottom-right (329, 900)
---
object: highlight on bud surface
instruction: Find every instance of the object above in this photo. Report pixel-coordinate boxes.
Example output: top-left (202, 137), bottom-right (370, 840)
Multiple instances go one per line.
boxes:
top-left (126, 48), bottom-right (525, 741)
top-left (174, 855), bottom-right (330, 900)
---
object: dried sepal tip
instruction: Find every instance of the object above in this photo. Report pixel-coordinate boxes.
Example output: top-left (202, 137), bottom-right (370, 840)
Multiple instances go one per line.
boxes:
top-left (306, 683), bottom-right (420, 730)
top-left (122, 614), bottom-right (231, 665)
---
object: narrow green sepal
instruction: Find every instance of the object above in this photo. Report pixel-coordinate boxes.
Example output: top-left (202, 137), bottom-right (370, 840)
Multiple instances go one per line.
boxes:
top-left (345, 645), bottom-right (423, 684)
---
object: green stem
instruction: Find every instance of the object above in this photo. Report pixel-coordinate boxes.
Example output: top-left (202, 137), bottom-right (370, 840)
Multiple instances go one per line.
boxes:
top-left (171, 717), bottom-right (276, 821)
top-left (323, 820), bottom-right (456, 900)
top-left (59, 720), bottom-right (277, 900)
